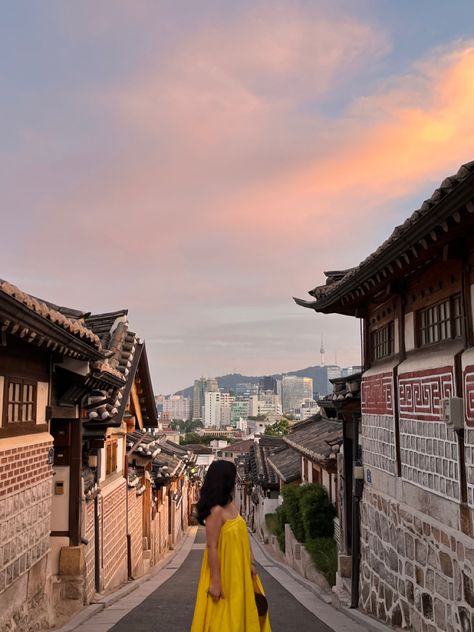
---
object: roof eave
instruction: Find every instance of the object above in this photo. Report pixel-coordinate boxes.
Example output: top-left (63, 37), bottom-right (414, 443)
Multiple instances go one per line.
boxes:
top-left (307, 173), bottom-right (474, 315)
top-left (0, 292), bottom-right (105, 360)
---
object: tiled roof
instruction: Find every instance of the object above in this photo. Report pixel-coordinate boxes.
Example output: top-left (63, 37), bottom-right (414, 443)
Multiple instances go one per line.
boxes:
top-left (0, 279), bottom-right (102, 351)
top-left (127, 431), bottom-right (183, 479)
top-left (222, 439), bottom-right (254, 453)
top-left (248, 437), bottom-right (284, 488)
top-left (267, 445), bottom-right (301, 483)
top-left (295, 160), bottom-right (474, 311)
top-left (284, 417), bottom-right (342, 464)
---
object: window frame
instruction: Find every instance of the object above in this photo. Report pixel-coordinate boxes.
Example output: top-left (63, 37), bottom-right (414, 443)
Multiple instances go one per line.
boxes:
top-left (2, 377), bottom-right (37, 427)
top-left (416, 293), bottom-right (463, 348)
top-left (370, 321), bottom-right (395, 362)
top-left (105, 437), bottom-right (118, 475)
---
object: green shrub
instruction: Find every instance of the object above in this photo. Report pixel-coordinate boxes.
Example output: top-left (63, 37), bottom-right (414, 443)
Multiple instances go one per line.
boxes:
top-left (265, 513), bottom-right (279, 534)
top-left (305, 537), bottom-right (338, 586)
top-left (281, 484), bottom-right (305, 542)
top-left (300, 484), bottom-right (336, 540)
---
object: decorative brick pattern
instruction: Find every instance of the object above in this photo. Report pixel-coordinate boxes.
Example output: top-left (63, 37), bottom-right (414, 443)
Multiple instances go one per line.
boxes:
top-left (361, 413), bottom-right (397, 475)
top-left (128, 488), bottom-right (143, 577)
top-left (102, 480), bottom-right (127, 591)
top-left (400, 419), bottom-right (460, 500)
top-left (0, 441), bottom-right (52, 595)
top-left (360, 488), bottom-right (474, 632)
top-left (361, 373), bottom-right (393, 415)
top-left (399, 367), bottom-right (454, 422)
top-left (463, 365), bottom-right (474, 427)
top-left (465, 428), bottom-right (474, 508)
top-left (84, 500), bottom-right (96, 603)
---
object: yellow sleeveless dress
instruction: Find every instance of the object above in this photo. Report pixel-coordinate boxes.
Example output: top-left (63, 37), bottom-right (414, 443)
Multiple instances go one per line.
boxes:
top-left (191, 515), bottom-right (272, 632)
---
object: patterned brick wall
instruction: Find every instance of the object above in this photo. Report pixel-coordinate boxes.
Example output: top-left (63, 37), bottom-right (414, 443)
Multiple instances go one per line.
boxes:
top-left (84, 500), bottom-right (96, 603)
top-left (398, 367), bottom-right (454, 422)
top-left (360, 487), bottom-right (474, 632)
top-left (361, 414), bottom-right (397, 475)
top-left (0, 440), bottom-right (52, 595)
top-left (102, 480), bottom-right (127, 591)
top-left (362, 373), bottom-right (394, 415)
top-left (361, 373), bottom-right (397, 475)
top-left (398, 367), bottom-right (460, 500)
top-left (465, 428), bottom-right (474, 508)
top-left (128, 488), bottom-right (143, 577)
top-left (400, 419), bottom-right (460, 500)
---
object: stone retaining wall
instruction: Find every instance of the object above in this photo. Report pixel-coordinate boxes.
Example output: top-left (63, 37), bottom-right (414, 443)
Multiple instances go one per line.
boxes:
top-left (360, 487), bottom-right (474, 631)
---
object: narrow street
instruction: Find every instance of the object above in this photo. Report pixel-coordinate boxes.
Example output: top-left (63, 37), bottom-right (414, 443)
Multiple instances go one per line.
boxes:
top-left (61, 528), bottom-right (369, 632)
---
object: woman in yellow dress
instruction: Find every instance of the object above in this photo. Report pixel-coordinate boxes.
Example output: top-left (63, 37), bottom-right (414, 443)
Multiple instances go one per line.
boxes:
top-left (191, 460), bottom-right (272, 632)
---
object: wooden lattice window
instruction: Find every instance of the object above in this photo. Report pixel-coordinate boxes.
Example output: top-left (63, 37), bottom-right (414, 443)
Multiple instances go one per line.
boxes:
top-left (418, 294), bottom-right (463, 346)
top-left (4, 378), bottom-right (37, 425)
top-left (370, 322), bottom-right (394, 361)
top-left (106, 438), bottom-right (118, 475)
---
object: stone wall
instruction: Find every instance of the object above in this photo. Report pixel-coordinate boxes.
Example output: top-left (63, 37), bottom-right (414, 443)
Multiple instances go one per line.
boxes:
top-left (102, 478), bottom-right (127, 591)
top-left (360, 487), bottom-right (474, 631)
top-left (0, 435), bottom-right (53, 631)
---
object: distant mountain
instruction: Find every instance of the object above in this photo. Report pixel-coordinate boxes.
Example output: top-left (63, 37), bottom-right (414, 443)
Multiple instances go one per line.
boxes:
top-left (175, 366), bottom-right (328, 398)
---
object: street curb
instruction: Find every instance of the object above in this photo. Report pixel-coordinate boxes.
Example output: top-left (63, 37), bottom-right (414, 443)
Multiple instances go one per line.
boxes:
top-left (53, 527), bottom-right (196, 632)
top-left (332, 606), bottom-right (396, 632)
top-left (252, 533), bottom-right (394, 632)
top-left (250, 533), bottom-right (333, 605)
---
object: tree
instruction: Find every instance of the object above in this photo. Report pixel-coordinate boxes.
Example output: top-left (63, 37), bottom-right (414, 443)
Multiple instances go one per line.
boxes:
top-left (264, 419), bottom-right (289, 436)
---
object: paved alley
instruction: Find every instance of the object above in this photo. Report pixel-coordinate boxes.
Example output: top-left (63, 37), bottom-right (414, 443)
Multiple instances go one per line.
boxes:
top-left (59, 528), bottom-right (372, 632)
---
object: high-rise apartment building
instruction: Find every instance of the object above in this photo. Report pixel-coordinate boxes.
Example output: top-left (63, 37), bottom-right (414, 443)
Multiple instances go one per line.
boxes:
top-left (164, 395), bottom-right (191, 420)
top-left (281, 375), bottom-right (313, 414)
top-left (193, 377), bottom-right (219, 419)
top-left (204, 391), bottom-right (233, 428)
top-left (231, 399), bottom-right (249, 426)
top-left (259, 376), bottom-right (277, 394)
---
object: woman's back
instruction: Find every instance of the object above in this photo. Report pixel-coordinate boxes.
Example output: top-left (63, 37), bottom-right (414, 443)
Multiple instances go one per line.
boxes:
top-left (191, 514), bottom-right (271, 632)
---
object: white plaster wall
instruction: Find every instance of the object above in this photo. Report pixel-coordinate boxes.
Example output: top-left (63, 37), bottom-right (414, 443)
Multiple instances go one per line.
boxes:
top-left (116, 436), bottom-right (125, 475)
top-left (393, 317), bottom-right (400, 354)
top-left (322, 469), bottom-right (330, 492)
top-left (51, 466), bottom-right (70, 531)
top-left (404, 312), bottom-right (415, 352)
top-left (0, 376), bottom-right (4, 428)
top-left (398, 340), bottom-right (464, 377)
top-left (36, 381), bottom-right (49, 424)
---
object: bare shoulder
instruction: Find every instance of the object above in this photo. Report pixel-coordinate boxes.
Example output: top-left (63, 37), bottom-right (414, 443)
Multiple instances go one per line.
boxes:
top-left (208, 505), bottom-right (224, 522)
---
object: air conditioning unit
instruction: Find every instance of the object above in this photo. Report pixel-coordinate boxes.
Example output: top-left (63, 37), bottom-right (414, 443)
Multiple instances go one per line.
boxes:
top-left (441, 397), bottom-right (464, 430)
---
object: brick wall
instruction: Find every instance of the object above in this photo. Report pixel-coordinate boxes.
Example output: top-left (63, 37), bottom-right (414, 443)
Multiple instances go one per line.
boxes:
top-left (360, 487), bottom-right (474, 632)
top-left (102, 479), bottom-right (127, 591)
top-left (362, 413), bottom-right (397, 475)
top-left (465, 428), bottom-right (474, 508)
top-left (128, 487), bottom-right (143, 578)
top-left (0, 436), bottom-right (53, 631)
top-left (400, 419), bottom-right (460, 500)
top-left (84, 500), bottom-right (96, 603)
top-left (0, 439), bottom-right (52, 594)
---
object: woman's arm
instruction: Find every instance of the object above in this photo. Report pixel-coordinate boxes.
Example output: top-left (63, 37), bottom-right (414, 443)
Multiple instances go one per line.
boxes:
top-left (206, 507), bottom-right (223, 602)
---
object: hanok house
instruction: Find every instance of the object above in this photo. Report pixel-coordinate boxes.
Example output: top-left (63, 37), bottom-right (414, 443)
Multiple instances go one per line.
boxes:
top-left (244, 436), bottom-right (283, 536)
top-left (0, 280), bottom-right (103, 631)
top-left (266, 444), bottom-right (301, 491)
top-left (317, 373), bottom-right (362, 603)
top-left (295, 160), bottom-right (474, 631)
top-left (79, 311), bottom-right (158, 601)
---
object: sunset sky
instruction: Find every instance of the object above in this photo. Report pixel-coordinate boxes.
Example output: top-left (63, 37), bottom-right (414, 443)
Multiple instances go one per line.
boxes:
top-left (2, 1), bottom-right (474, 393)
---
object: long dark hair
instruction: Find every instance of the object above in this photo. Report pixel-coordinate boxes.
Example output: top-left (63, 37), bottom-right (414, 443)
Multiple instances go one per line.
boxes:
top-left (196, 460), bottom-right (236, 525)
